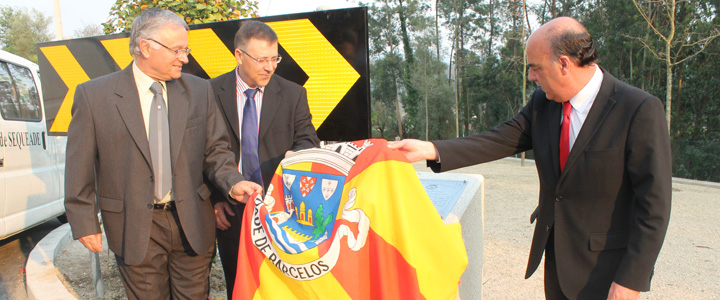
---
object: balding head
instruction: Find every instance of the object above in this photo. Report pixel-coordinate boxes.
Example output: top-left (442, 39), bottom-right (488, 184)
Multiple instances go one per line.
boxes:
top-left (530, 17), bottom-right (597, 67)
top-left (526, 17), bottom-right (598, 102)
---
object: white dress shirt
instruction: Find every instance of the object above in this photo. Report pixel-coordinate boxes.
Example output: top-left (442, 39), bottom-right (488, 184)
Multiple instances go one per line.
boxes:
top-left (133, 62), bottom-right (168, 139)
top-left (564, 64), bottom-right (604, 150)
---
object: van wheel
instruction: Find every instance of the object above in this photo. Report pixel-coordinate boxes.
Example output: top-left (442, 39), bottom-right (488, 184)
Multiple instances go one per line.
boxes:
top-left (57, 214), bottom-right (68, 223)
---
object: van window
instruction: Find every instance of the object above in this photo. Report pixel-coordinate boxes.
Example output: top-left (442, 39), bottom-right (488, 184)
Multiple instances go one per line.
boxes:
top-left (0, 61), bottom-right (42, 121)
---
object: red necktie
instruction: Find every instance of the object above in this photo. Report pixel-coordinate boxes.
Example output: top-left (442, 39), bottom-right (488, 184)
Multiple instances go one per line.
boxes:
top-left (559, 102), bottom-right (572, 172)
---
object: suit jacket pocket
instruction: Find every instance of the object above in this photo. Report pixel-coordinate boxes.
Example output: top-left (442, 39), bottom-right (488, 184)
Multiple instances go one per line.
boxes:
top-left (589, 230), bottom-right (629, 251)
top-left (582, 147), bottom-right (623, 190)
top-left (98, 196), bottom-right (123, 212)
top-left (197, 184), bottom-right (211, 201)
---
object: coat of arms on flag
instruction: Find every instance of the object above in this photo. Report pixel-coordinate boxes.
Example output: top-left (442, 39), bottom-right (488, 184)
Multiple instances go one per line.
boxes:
top-left (235, 139), bottom-right (468, 299)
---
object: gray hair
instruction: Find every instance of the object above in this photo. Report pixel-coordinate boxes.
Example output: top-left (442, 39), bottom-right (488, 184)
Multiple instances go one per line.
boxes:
top-left (547, 23), bottom-right (597, 67)
top-left (128, 8), bottom-right (189, 55)
top-left (233, 20), bottom-right (278, 50)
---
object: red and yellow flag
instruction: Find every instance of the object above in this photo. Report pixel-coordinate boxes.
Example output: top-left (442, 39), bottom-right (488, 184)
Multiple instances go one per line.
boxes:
top-left (234, 139), bottom-right (467, 299)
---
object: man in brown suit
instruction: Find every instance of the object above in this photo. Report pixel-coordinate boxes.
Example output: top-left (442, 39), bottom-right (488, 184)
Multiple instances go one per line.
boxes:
top-left (64, 8), bottom-right (261, 300)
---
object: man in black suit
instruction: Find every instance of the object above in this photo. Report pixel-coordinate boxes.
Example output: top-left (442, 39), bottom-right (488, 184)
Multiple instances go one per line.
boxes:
top-left (64, 8), bottom-right (261, 300)
top-left (209, 20), bottom-right (320, 298)
top-left (389, 17), bottom-right (671, 300)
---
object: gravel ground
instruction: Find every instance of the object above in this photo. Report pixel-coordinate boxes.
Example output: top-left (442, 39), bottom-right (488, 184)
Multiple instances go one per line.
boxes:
top-left (55, 159), bottom-right (720, 299)
top-left (414, 159), bottom-right (720, 299)
top-left (54, 232), bottom-right (228, 299)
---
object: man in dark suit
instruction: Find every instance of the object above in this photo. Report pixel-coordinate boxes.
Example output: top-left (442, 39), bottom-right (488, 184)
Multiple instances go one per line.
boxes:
top-left (209, 20), bottom-right (320, 298)
top-left (389, 17), bottom-right (671, 300)
top-left (64, 8), bottom-right (261, 300)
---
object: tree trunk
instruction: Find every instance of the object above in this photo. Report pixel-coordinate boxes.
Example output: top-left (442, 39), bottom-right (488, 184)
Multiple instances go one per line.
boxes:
top-left (665, 0), bottom-right (675, 134)
top-left (521, 0), bottom-right (529, 166)
top-left (435, 0), bottom-right (440, 60)
top-left (425, 90), bottom-right (429, 140)
top-left (394, 79), bottom-right (404, 139)
top-left (665, 45), bottom-right (672, 134)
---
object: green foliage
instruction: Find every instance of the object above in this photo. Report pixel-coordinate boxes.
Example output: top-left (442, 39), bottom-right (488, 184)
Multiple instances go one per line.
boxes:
top-left (412, 43), bottom-right (455, 140)
top-left (673, 140), bottom-right (720, 182)
top-left (311, 205), bottom-right (333, 237)
top-left (366, 0), bottom-right (431, 139)
top-left (366, 0), bottom-right (720, 182)
top-left (0, 6), bottom-right (51, 63)
top-left (371, 99), bottom-right (398, 139)
top-left (102, 0), bottom-right (259, 34)
top-left (463, 55), bottom-right (524, 134)
top-left (370, 54), bottom-right (403, 139)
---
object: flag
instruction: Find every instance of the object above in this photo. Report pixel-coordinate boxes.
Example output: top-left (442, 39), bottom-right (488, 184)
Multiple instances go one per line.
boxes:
top-left (234, 139), bottom-right (468, 299)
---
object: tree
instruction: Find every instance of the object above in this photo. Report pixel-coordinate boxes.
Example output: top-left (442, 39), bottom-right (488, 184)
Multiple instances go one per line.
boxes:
top-left (73, 23), bottom-right (103, 38)
top-left (0, 6), bottom-right (52, 63)
top-left (438, 0), bottom-right (481, 137)
top-left (395, 0), bottom-right (428, 139)
top-left (411, 30), bottom-right (455, 140)
top-left (368, 1), bottom-right (405, 139)
top-left (102, 0), bottom-right (259, 34)
top-left (632, 0), bottom-right (720, 133)
top-left (369, 55), bottom-right (403, 139)
top-left (367, 0), bottom-right (430, 139)
top-left (363, 0), bottom-right (720, 181)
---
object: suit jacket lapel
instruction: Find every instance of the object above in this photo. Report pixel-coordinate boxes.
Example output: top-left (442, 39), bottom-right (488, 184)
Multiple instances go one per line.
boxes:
top-left (114, 66), bottom-right (153, 169)
top-left (167, 78), bottom-right (189, 166)
top-left (259, 76), bottom-right (281, 141)
top-left (218, 72), bottom-right (240, 140)
top-left (563, 70), bottom-right (617, 175)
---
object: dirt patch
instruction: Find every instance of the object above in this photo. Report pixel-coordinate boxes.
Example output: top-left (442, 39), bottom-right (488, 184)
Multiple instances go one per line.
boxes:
top-left (54, 237), bottom-right (228, 300)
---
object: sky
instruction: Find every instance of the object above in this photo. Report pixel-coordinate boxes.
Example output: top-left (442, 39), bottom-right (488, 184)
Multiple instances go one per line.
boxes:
top-left (0, 0), bottom-right (360, 39)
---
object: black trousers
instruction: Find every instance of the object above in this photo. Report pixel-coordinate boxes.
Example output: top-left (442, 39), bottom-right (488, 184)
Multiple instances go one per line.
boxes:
top-left (216, 202), bottom-right (246, 299)
top-left (544, 229), bottom-right (570, 300)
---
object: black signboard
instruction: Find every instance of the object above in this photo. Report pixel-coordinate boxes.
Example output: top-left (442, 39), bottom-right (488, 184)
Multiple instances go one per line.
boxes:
top-left (36, 7), bottom-right (369, 141)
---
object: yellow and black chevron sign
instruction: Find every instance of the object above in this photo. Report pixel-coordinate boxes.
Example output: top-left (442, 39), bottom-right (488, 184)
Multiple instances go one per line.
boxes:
top-left (37, 7), bottom-right (369, 141)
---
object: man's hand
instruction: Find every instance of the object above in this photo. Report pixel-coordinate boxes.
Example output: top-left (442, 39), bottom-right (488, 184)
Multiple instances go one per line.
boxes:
top-left (230, 180), bottom-right (263, 204)
top-left (214, 201), bottom-right (235, 230)
top-left (285, 150), bottom-right (295, 157)
top-left (608, 282), bottom-right (640, 300)
top-left (387, 139), bottom-right (438, 163)
top-left (78, 233), bottom-right (103, 252)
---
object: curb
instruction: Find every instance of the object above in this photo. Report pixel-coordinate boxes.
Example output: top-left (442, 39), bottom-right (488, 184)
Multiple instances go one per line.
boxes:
top-left (25, 223), bottom-right (77, 300)
top-left (503, 157), bottom-right (720, 189)
top-left (672, 177), bottom-right (720, 189)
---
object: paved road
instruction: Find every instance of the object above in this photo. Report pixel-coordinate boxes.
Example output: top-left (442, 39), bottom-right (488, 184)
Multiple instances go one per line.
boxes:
top-left (0, 218), bottom-right (63, 300)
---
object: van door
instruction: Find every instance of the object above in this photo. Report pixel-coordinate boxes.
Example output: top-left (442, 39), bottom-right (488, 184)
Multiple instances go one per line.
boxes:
top-left (0, 113), bottom-right (6, 237)
top-left (0, 60), bottom-right (62, 238)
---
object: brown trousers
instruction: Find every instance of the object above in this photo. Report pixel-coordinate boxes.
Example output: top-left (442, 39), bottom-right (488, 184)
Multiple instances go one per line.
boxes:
top-left (115, 209), bottom-right (212, 300)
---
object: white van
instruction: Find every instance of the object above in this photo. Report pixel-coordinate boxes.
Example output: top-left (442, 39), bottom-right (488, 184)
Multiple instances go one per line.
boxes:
top-left (0, 50), bottom-right (66, 239)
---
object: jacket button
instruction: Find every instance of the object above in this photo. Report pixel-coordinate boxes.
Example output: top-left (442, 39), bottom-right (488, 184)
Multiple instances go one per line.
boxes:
top-left (555, 196), bottom-right (562, 202)
top-left (546, 225), bottom-right (550, 231)
top-left (147, 204), bottom-right (153, 209)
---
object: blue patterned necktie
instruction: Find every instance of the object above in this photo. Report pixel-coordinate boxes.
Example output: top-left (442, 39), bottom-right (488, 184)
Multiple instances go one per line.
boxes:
top-left (149, 82), bottom-right (171, 202)
top-left (242, 88), bottom-right (262, 186)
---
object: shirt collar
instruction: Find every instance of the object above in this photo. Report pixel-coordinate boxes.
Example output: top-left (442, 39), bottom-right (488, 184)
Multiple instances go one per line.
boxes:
top-left (568, 64), bottom-right (603, 113)
top-left (235, 65), bottom-right (266, 94)
top-left (133, 61), bottom-right (166, 93)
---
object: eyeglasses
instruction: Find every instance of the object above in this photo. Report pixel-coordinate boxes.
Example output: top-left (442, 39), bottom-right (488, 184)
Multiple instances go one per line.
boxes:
top-left (239, 49), bottom-right (282, 64)
top-left (146, 38), bottom-right (191, 57)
